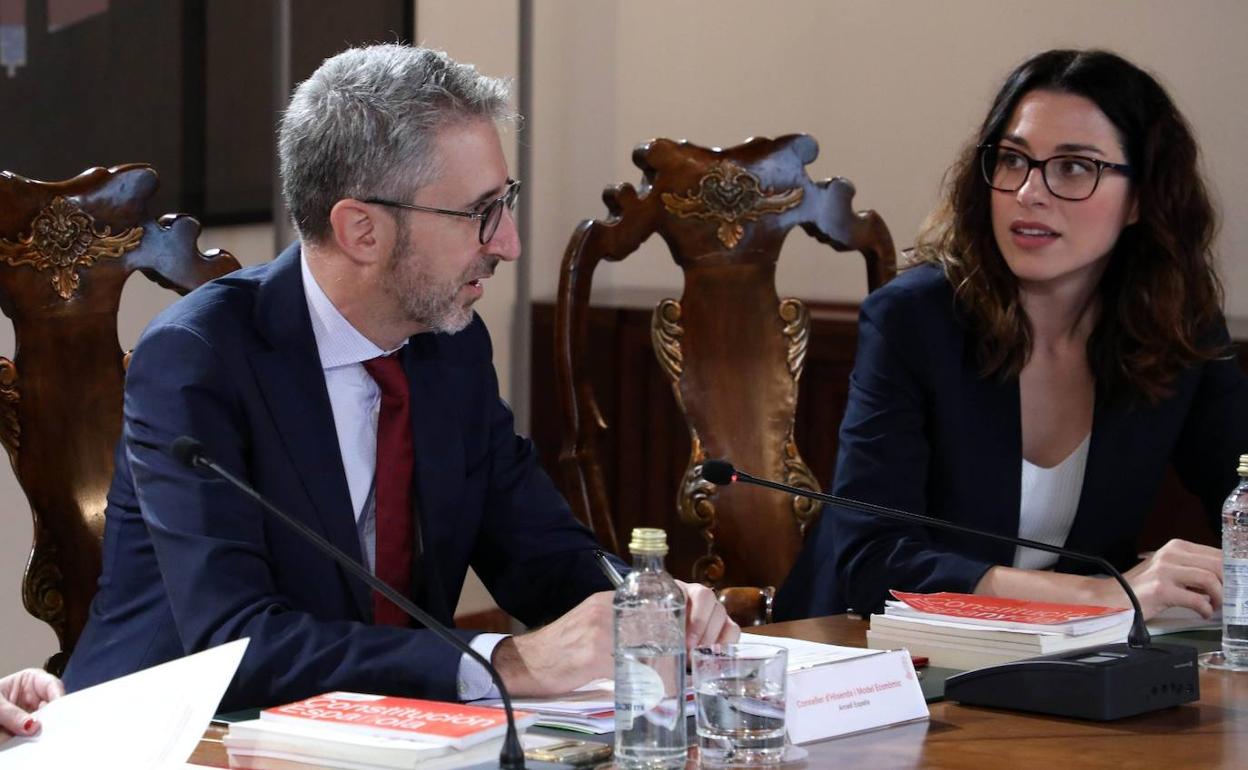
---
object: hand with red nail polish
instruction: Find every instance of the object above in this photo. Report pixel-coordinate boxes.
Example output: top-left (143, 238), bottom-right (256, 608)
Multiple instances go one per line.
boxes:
top-left (0, 668), bottom-right (64, 743)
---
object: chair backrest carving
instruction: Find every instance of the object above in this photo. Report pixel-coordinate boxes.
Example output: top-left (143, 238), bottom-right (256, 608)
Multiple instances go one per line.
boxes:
top-left (555, 135), bottom-right (895, 593)
top-left (0, 165), bottom-right (240, 673)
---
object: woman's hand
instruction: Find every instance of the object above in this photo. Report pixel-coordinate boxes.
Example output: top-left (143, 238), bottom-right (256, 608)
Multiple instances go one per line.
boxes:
top-left (0, 668), bottom-right (64, 743)
top-left (1088, 539), bottom-right (1223, 619)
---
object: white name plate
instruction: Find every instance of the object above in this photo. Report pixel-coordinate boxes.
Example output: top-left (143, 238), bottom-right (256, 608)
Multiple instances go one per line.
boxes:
top-left (786, 648), bottom-right (929, 744)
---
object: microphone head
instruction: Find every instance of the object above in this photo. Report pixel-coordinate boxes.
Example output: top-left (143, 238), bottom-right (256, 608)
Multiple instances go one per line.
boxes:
top-left (700, 459), bottom-right (737, 485)
top-left (170, 436), bottom-right (205, 468)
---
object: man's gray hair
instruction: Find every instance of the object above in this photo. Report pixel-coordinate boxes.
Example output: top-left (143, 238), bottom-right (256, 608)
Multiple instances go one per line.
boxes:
top-left (279, 44), bottom-right (513, 243)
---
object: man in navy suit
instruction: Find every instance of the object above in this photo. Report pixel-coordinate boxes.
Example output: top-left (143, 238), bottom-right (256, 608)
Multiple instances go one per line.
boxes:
top-left (64, 44), bottom-right (736, 710)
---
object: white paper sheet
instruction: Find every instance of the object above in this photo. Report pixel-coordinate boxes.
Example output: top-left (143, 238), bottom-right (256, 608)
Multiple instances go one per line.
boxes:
top-left (1147, 606), bottom-right (1222, 635)
top-left (738, 632), bottom-right (881, 670)
top-left (0, 638), bottom-right (248, 770)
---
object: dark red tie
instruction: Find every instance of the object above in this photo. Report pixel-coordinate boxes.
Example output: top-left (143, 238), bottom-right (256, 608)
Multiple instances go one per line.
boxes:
top-left (362, 353), bottom-right (415, 626)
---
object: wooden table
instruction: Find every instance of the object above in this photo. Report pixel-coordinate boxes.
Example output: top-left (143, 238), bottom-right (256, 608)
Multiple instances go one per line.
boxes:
top-left (753, 616), bottom-right (1247, 769)
top-left (190, 615), bottom-right (1248, 768)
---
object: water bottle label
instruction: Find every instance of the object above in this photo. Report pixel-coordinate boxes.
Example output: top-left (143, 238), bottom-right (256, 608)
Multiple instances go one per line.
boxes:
top-left (615, 659), bottom-right (664, 731)
top-left (1226, 558), bottom-right (1248, 624)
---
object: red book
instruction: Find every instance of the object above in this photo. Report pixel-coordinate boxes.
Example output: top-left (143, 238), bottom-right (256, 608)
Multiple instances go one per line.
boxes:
top-left (887, 591), bottom-right (1131, 635)
top-left (259, 691), bottom-right (536, 750)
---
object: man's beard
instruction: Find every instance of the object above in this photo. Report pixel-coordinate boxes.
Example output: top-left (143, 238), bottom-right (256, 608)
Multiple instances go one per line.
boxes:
top-left (384, 228), bottom-right (495, 335)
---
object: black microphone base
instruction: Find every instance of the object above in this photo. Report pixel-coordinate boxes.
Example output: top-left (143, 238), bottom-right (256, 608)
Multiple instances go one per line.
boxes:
top-left (944, 642), bottom-right (1199, 721)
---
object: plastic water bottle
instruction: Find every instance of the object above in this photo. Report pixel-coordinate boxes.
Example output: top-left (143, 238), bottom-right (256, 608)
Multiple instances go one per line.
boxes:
top-left (614, 528), bottom-right (687, 768)
top-left (1220, 455), bottom-right (1248, 669)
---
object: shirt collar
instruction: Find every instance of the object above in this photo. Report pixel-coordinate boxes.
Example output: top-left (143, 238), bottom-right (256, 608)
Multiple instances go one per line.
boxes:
top-left (300, 252), bottom-right (403, 370)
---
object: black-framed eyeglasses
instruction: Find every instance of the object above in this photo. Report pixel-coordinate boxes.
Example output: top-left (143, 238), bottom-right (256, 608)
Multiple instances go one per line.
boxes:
top-left (364, 178), bottom-right (521, 244)
top-left (979, 145), bottom-right (1132, 202)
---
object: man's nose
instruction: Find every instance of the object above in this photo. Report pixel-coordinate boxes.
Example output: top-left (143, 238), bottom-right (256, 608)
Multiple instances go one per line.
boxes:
top-left (488, 206), bottom-right (521, 261)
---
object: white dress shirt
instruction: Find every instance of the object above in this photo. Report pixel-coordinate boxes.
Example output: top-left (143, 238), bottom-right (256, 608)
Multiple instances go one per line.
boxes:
top-left (1014, 433), bottom-right (1091, 570)
top-left (300, 255), bottom-right (504, 700)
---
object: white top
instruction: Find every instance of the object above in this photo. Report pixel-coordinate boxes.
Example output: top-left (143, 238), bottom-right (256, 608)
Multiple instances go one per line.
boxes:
top-left (1013, 434), bottom-right (1091, 570)
top-left (300, 255), bottom-right (503, 699)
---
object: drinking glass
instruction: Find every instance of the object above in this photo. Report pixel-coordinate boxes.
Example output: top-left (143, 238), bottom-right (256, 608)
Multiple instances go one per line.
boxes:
top-left (691, 643), bottom-right (788, 766)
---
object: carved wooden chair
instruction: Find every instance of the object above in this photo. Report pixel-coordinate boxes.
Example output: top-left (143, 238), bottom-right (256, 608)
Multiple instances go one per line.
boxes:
top-left (555, 135), bottom-right (896, 625)
top-left (0, 165), bottom-right (240, 673)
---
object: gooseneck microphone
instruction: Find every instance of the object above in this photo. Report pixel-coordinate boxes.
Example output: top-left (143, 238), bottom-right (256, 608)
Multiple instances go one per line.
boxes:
top-left (170, 436), bottom-right (526, 769)
top-left (701, 458), bottom-right (1201, 721)
top-left (700, 459), bottom-right (1151, 647)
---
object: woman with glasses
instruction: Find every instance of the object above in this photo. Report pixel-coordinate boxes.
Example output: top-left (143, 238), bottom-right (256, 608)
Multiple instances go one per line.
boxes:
top-left (777, 49), bottom-right (1246, 621)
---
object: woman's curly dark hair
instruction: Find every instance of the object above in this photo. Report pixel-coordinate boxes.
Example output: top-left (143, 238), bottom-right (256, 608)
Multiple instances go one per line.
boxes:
top-left (914, 49), bottom-right (1223, 404)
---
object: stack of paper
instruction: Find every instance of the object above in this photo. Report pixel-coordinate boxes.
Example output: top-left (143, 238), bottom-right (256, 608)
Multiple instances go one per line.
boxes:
top-left (0, 639), bottom-right (248, 770)
top-left (225, 721), bottom-right (506, 770)
top-left (479, 680), bottom-right (703, 734)
top-left (478, 680), bottom-right (621, 734)
top-left (737, 631), bottom-right (883, 670)
top-left (223, 692), bottom-right (537, 769)
top-left (475, 633), bottom-right (880, 734)
top-left (1147, 605), bottom-right (1221, 635)
top-left (867, 591), bottom-right (1133, 669)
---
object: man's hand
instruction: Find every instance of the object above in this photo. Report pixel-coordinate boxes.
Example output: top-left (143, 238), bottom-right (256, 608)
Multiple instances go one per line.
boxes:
top-left (493, 592), bottom-right (616, 697)
top-left (677, 580), bottom-right (740, 648)
top-left (492, 581), bottom-right (740, 698)
top-left (0, 668), bottom-right (64, 743)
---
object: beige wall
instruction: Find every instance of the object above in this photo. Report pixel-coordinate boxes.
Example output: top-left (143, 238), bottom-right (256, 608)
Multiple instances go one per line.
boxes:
top-left (3, 0), bottom-right (1246, 672)
top-left (412, 0), bottom-right (522, 618)
top-left (416, 0), bottom-right (522, 407)
top-left (526, 0), bottom-right (1248, 314)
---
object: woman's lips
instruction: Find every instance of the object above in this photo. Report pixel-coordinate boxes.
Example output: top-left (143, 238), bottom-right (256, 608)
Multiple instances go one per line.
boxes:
top-left (1009, 221), bottom-right (1060, 249)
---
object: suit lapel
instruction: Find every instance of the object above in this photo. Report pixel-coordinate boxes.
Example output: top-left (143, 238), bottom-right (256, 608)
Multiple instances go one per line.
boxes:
top-left (962, 369), bottom-right (1023, 563)
top-left (249, 245), bottom-right (371, 619)
top-left (1064, 398), bottom-right (1134, 562)
top-left (402, 336), bottom-right (466, 625)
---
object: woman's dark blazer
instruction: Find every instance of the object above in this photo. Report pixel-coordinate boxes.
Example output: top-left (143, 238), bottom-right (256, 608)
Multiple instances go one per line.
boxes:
top-left (776, 263), bottom-right (1248, 619)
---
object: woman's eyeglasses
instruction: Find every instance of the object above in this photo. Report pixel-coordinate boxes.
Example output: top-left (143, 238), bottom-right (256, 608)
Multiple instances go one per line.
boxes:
top-left (979, 145), bottom-right (1131, 201)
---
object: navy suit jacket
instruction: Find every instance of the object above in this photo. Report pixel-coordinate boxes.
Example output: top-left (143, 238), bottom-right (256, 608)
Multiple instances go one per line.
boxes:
top-left (63, 245), bottom-right (614, 709)
top-left (776, 263), bottom-right (1248, 619)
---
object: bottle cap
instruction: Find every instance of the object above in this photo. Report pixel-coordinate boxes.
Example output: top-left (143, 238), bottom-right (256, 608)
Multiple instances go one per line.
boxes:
top-left (1239, 454), bottom-right (1248, 477)
top-left (628, 528), bottom-right (668, 555)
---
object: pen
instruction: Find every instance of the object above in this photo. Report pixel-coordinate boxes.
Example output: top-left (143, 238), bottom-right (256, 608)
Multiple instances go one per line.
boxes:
top-left (594, 549), bottom-right (625, 588)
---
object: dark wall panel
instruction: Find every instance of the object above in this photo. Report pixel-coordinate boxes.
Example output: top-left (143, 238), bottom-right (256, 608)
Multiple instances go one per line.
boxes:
top-left (0, 0), bottom-right (185, 213)
top-left (1, 0), bottom-right (410, 223)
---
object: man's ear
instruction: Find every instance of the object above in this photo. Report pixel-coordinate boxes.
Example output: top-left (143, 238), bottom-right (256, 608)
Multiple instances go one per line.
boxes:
top-left (328, 199), bottom-right (389, 265)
